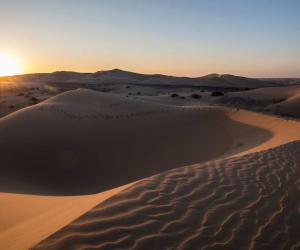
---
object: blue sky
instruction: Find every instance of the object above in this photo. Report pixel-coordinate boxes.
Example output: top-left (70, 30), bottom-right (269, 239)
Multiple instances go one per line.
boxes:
top-left (0, 0), bottom-right (299, 77)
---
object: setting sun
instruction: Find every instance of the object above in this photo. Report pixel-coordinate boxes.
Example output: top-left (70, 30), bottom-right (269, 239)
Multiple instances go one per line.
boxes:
top-left (0, 53), bottom-right (22, 77)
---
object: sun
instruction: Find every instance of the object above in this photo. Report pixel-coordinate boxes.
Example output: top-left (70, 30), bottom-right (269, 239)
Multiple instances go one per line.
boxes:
top-left (0, 53), bottom-right (22, 77)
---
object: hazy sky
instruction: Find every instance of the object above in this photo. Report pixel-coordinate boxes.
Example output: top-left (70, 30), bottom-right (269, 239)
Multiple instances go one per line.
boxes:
top-left (1, 0), bottom-right (299, 77)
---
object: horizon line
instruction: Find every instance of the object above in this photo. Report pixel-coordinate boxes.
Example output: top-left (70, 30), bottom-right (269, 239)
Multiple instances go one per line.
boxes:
top-left (1, 68), bottom-right (299, 79)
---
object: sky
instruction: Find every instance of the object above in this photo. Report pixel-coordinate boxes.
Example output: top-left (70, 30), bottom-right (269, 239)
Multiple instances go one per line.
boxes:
top-left (0, 0), bottom-right (299, 77)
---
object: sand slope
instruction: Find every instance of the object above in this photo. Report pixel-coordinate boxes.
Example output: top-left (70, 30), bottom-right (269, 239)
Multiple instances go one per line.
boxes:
top-left (0, 89), bottom-right (271, 195)
top-left (0, 183), bottom-right (133, 250)
top-left (2, 89), bottom-right (300, 250)
top-left (227, 109), bottom-right (300, 156)
top-left (267, 95), bottom-right (300, 117)
top-left (228, 85), bottom-right (300, 117)
top-left (229, 85), bottom-right (300, 100)
top-left (34, 141), bottom-right (300, 250)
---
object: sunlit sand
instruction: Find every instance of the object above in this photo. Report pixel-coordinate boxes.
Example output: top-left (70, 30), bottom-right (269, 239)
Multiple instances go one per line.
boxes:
top-left (0, 1), bottom-right (299, 248)
top-left (0, 71), bottom-right (300, 249)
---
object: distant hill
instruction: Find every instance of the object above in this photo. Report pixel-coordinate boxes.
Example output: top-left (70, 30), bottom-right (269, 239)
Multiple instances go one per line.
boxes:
top-left (197, 74), bottom-right (277, 88)
top-left (0, 69), bottom-right (279, 89)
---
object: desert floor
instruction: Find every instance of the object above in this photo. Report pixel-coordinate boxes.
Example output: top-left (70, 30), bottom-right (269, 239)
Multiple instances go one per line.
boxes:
top-left (0, 84), bottom-right (300, 250)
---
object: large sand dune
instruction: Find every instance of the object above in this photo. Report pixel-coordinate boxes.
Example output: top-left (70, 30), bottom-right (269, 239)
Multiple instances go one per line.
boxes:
top-left (0, 89), bottom-right (271, 195)
top-left (1, 88), bottom-right (300, 249)
top-left (34, 141), bottom-right (300, 250)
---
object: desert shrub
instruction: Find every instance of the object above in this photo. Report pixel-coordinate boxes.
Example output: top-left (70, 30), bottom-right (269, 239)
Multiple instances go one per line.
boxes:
top-left (272, 98), bottom-right (286, 104)
top-left (9, 105), bottom-right (15, 109)
top-left (30, 97), bottom-right (39, 104)
top-left (211, 91), bottom-right (224, 96)
top-left (136, 92), bottom-right (141, 95)
top-left (17, 93), bottom-right (24, 96)
top-left (170, 93), bottom-right (179, 98)
top-left (191, 93), bottom-right (201, 99)
top-left (181, 96), bottom-right (185, 99)
top-left (99, 88), bottom-right (113, 92)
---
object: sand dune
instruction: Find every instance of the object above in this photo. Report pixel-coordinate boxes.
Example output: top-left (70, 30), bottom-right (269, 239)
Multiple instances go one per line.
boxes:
top-left (33, 141), bottom-right (300, 250)
top-left (225, 109), bottom-right (300, 156)
top-left (0, 89), bottom-right (271, 195)
top-left (267, 95), bottom-right (300, 117)
top-left (2, 88), bottom-right (300, 249)
top-left (230, 85), bottom-right (300, 100)
top-left (228, 85), bottom-right (300, 117)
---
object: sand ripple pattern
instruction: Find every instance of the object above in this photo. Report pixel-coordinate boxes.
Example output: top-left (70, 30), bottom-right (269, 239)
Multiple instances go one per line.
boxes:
top-left (34, 141), bottom-right (300, 250)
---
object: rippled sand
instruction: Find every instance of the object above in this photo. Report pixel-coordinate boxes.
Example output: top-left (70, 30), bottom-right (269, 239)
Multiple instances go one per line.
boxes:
top-left (34, 141), bottom-right (300, 250)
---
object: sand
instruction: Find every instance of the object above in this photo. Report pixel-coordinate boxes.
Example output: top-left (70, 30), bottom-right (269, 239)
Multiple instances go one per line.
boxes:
top-left (228, 85), bottom-right (300, 117)
top-left (268, 95), bottom-right (300, 117)
top-left (0, 89), bottom-right (272, 195)
top-left (229, 85), bottom-right (300, 100)
top-left (0, 81), bottom-right (53, 118)
top-left (224, 108), bottom-right (300, 156)
top-left (34, 141), bottom-right (300, 250)
top-left (1, 88), bottom-right (300, 249)
top-left (0, 183), bottom-right (133, 250)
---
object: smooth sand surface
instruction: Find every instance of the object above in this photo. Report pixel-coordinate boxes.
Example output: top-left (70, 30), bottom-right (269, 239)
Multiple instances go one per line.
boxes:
top-left (1, 88), bottom-right (300, 249)
top-left (227, 109), bottom-right (300, 156)
top-left (0, 183), bottom-right (133, 250)
top-left (268, 95), bottom-right (300, 117)
top-left (229, 85), bottom-right (300, 100)
top-left (229, 85), bottom-right (300, 117)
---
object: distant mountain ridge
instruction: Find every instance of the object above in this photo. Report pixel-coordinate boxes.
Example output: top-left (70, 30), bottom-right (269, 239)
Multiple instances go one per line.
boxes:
top-left (0, 69), bottom-right (278, 88)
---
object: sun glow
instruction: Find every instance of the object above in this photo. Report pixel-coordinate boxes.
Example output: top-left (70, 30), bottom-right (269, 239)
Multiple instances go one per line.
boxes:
top-left (0, 53), bottom-right (22, 77)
